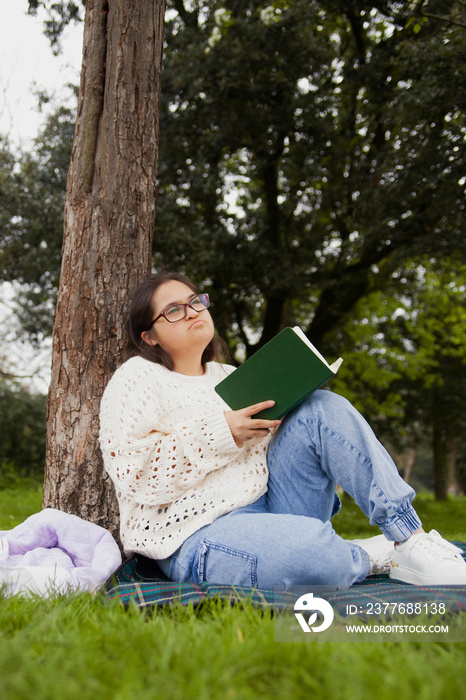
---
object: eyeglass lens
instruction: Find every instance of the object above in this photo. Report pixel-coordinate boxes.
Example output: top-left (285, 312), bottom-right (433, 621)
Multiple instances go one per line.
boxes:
top-left (164, 294), bottom-right (209, 322)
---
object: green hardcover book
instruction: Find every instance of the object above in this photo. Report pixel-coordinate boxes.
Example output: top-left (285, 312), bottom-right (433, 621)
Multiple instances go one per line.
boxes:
top-left (215, 327), bottom-right (343, 419)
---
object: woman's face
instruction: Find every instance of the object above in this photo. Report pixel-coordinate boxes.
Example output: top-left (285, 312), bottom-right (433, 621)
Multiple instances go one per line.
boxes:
top-left (142, 280), bottom-right (215, 369)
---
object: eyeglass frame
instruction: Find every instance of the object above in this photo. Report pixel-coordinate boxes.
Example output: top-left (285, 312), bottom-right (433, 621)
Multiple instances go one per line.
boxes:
top-left (145, 293), bottom-right (210, 330)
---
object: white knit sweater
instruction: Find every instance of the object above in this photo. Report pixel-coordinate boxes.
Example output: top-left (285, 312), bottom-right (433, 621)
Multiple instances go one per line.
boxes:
top-left (99, 356), bottom-right (271, 559)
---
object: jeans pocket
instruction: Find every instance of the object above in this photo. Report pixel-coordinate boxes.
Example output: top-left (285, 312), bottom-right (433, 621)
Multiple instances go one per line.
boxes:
top-left (197, 539), bottom-right (258, 587)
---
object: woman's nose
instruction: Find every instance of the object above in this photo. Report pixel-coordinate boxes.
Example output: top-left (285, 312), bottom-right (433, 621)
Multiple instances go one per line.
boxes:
top-left (186, 304), bottom-right (199, 318)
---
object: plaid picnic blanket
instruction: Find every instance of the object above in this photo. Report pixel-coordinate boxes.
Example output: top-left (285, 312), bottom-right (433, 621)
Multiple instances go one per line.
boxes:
top-left (100, 542), bottom-right (466, 617)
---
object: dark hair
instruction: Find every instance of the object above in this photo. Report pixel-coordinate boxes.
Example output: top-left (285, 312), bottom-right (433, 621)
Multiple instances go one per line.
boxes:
top-left (128, 272), bottom-right (227, 370)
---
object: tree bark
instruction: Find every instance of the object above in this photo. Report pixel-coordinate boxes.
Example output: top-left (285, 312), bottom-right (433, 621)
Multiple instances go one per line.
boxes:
top-left (432, 387), bottom-right (448, 500)
top-left (43, 0), bottom-right (166, 541)
top-left (448, 440), bottom-right (460, 497)
top-left (397, 442), bottom-right (417, 485)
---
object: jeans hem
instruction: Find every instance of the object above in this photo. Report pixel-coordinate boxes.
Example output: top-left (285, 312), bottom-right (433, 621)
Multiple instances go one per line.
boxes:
top-left (378, 505), bottom-right (423, 542)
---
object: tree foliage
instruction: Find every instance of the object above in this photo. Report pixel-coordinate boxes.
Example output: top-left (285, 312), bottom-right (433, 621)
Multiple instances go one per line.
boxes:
top-left (0, 380), bottom-right (46, 481)
top-left (153, 0), bottom-right (466, 357)
top-left (0, 101), bottom-right (75, 342)
top-left (329, 257), bottom-right (466, 496)
top-left (0, 0), bottom-right (465, 499)
top-left (27, 0), bottom-right (84, 52)
top-left (2, 1), bottom-right (465, 359)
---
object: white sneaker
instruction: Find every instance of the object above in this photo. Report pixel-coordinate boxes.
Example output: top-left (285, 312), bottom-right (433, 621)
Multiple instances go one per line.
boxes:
top-left (350, 534), bottom-right (395, 576)
top-left (390, 530), bottom-right (466, 586)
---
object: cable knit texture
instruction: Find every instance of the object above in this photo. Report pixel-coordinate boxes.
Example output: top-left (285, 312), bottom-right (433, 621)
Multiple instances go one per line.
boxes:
top-left (99, 357), bottom-right (270, 559)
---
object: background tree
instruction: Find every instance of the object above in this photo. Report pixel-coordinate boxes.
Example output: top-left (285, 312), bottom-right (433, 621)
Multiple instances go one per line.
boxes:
top-left (1, 1), bottom-right (465, 502)
top-left (154, 0), bottom-right (466, 357)
top-left (35, 0), bottom-right (166, 536)
top-left (0, 380), bottom-right (46, 486)
top-left (397, 262), bottom-right (466, 498)
top-left (4, 2), bottom-right (464, 362)
top-left (329, 258), bottom-right (466, 498)
top-left (0, 100), bottom-right (75, 342)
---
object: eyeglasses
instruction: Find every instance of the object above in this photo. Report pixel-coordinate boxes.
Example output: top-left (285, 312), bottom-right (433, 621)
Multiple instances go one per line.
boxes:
top-left (146, 293), bottom-right (210, 328)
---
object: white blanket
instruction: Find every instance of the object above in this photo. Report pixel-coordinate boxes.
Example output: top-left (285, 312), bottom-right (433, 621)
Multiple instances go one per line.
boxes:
top-left (0, 508), bottom-right (122, 597)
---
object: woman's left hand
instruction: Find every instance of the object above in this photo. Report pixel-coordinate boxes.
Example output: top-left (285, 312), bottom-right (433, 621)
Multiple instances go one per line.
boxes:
top-left (224, 400), bottom-right (281, 447)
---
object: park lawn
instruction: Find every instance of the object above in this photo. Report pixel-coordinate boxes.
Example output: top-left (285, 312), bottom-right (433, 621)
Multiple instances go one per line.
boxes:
top-left (0, 481), bottom-right (43, 530)
top-left (0, 483), bottom-right (465, 700)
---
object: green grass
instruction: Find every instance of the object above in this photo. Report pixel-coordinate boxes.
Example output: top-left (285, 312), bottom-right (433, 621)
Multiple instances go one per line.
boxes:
top-left (0, 481), bottom-right (43, 530)
top-left (1, 484), bottom-right (465, 700)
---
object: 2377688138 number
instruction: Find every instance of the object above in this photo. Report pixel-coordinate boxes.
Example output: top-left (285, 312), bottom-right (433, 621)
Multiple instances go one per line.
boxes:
top-left (346, 602), bottom-right (447, 616)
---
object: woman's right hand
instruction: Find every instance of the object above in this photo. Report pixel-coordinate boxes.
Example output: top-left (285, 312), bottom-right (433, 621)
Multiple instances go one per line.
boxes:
top-left (224, 401), bottom-right (281, 447)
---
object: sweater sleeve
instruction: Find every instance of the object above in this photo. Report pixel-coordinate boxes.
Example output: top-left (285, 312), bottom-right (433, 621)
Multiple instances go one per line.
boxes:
top-left (99, 363), bottom-right (243, 505)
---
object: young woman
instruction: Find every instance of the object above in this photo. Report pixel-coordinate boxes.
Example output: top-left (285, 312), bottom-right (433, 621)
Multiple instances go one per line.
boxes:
top-left (99, 272), bottom-right (466, 589)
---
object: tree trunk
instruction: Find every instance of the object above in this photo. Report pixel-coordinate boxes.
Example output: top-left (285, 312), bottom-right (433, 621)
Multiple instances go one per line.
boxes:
top-left (432, 388), bottom-right (448, 500)
top-left (397, 442), bottom-right (417, 485)
top-left (43, 0), bottom-right (166, 541)
top-left (448, 440), bottom-right (460, 497)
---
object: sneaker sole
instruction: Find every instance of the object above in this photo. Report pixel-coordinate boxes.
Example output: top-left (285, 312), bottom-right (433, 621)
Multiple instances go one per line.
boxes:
top-left (389, 563), bottom-right (466, 586)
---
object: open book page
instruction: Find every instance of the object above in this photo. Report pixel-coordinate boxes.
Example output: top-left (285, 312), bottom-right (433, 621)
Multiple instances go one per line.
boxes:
top-left (292, 327), bottom-right (343, 374)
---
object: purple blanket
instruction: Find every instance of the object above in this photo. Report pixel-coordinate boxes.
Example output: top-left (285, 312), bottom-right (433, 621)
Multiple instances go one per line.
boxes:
top-left (0, 508), bottom-right (122, 597)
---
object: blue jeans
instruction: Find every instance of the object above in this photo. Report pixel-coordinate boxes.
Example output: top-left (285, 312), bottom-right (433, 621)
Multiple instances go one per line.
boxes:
top-left (158, 391), bottom-right (422, 590)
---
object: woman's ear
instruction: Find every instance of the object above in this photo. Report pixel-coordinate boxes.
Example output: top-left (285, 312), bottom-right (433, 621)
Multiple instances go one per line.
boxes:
top-left (140, 330), bottom-right (158, 347)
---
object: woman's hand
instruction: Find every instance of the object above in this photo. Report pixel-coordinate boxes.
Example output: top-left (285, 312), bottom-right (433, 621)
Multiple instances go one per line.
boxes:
top-left (225, 401), bottom-right (281, 447)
